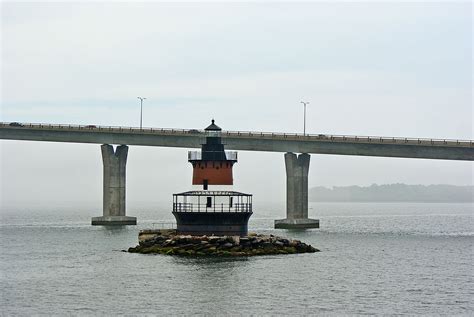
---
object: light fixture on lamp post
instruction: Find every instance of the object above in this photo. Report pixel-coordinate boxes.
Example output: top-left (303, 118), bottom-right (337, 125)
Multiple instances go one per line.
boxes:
top-left (137, 97), bottom-right (146, 129)
top-left (301, 101), bottom-right (309, 135)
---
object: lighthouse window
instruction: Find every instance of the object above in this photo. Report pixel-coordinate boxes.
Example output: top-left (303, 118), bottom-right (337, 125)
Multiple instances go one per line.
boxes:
top-left (206, 197), bottom-right (212, 208)
top-left (203, 180), bottom-right (208, 190)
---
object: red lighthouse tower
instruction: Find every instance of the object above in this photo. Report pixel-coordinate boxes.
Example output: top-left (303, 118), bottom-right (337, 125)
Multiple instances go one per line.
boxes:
top-left (189, 119), bottom-right (237, 188)
top-left (173, 120), bottom-right (252, 236)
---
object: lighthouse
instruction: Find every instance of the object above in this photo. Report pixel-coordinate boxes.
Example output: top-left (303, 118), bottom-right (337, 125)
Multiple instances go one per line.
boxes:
top-left (172, 120), bottom-right (252, 236)
top-left (189, 119), bottom-right (237, 188)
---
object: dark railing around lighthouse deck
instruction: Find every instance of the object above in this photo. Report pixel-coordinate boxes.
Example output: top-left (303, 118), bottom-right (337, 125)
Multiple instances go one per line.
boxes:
top-left (173, 191), bottom-right (252, 213)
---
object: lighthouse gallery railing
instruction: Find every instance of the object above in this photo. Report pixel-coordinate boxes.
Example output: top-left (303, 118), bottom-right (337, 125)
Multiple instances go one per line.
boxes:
top-left (173, 202), bottom-right (252, 213)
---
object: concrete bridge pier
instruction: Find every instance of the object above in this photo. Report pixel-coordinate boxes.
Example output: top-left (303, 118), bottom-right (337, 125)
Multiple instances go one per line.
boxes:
top-left (91, 144), bottom-right (136, 225)
top-left (275, 152), bottom-right (319, 229)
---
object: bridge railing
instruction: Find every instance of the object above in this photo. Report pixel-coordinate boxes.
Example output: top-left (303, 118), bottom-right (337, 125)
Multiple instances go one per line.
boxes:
top-left (221, 131), bottom-right (473, 147)
top-left (1, 122), bottom-right (472, 148)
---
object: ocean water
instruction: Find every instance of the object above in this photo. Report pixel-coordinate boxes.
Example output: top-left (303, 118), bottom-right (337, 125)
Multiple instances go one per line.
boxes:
top-left (1, 202), bottom-right (473, 315)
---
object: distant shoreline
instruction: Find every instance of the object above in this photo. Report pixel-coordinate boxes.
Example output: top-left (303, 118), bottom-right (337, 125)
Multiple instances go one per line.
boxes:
top-left (309, 184), bottom-right (474, 203)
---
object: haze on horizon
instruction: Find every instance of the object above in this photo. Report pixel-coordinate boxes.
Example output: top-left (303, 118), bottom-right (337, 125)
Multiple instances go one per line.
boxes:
top-left (1, 2), bottom-right (472, 208)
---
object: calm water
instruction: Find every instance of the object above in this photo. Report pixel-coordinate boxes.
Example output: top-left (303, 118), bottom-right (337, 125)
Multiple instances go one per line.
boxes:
top-left (1, 202), bottom-right (473, 315)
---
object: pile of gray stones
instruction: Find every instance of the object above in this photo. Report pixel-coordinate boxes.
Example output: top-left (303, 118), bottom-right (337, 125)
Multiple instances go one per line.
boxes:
top-left (128, 229), bottom-right (319, 256)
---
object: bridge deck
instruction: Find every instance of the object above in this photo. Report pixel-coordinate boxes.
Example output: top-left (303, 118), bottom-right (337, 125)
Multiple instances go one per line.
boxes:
top-left (1, 122), bottom-right (473, 161)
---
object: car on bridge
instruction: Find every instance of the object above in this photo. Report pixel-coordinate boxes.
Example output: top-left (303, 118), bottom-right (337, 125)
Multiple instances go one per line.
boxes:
top-left (9, 122), bottom-right (23, 127)
top-left (85, 125), bottom-right (97, 128)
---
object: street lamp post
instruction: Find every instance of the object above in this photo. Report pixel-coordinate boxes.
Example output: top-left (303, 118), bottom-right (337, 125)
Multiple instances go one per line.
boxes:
top-left (301, 101), bottom-right (309, 135)
top-left (137, 97), bottom-right (146, 129)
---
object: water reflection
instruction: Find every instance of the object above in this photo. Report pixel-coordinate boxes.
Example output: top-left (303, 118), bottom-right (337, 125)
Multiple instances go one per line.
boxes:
top-left (168, 256), bottom-right (253, 311)
top-left (171, 255), bottom-right (250, 266)
top-left (100, 225), bottom-right (132, 236)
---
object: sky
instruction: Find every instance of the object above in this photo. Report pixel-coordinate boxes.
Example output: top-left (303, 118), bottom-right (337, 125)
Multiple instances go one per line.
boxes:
top-left (1, 1), bottom-right (472, 207)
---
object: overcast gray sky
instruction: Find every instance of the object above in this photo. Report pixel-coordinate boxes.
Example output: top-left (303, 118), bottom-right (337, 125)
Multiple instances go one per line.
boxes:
top-left (1, 1), bottom-right (472, 207)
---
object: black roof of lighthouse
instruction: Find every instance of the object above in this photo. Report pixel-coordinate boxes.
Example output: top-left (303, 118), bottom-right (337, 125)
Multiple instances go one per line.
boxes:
top-left (205, 119), bottom-right (222, 131)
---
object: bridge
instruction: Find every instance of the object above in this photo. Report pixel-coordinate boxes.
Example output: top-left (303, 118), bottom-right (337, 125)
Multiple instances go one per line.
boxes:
top-left (1, 122), bottom-right (473, 228)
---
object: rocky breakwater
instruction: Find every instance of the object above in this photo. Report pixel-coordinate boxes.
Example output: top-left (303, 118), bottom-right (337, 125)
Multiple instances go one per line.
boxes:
top-left (128, 229), bottom-right (319, 256)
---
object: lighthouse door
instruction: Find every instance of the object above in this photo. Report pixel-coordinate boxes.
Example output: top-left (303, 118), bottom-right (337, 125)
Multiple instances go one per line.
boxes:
top-left (206, 197), bottom-right (212, 208)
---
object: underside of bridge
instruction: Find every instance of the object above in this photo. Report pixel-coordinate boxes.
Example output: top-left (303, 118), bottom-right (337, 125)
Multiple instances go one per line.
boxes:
top-left (275, 152), bottom-right (319, 229)
top-left (91, 144), bottom-right (136, 225)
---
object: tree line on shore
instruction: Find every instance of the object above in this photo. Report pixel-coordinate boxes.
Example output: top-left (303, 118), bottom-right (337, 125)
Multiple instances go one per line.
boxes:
top-left (309, 184), bottom-right (473, 202)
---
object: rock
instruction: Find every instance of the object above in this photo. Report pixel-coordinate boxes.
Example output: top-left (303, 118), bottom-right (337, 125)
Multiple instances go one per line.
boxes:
top-left (251, 239), bottom-right (260, 245)
top-left (289, 240), bottom-right (299, 247)
top-left (208, 236), bottom-right (220, 243)
top-left (145, 236), bottom-right (166, 246)
top-left (129, 232), bottom-right (319, 257)
top-left (176, 249), bottom-right (187, 255)
top-left (138, 239), bottom-right (154, 247)
top-left (138, 233), bottom-right (160, 242)
top-left (217, 237), bottom-right (229, 244)
top-left (205, 247), bottom-right (217, 253)
top-left (307, 245), bottom-right (319, 252)
top-left (176, 235), bottom-right (191, 243)
top-left (295, 244), bottom-right (308, 252)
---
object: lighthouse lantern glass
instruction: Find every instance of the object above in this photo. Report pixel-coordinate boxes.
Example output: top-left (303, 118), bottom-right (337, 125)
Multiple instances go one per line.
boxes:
top-left (206, 130), bottom-right (221, 138)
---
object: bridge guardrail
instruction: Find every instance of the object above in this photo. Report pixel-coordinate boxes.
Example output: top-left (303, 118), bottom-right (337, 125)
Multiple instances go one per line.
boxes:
top-left (1, 122), bottom-right (472, 148)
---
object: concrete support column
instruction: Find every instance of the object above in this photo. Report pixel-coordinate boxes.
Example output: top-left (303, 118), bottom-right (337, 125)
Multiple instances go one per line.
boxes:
top-left (92, 144), bottom-right (136, 225)
top-left (275, 152), bottom-right (319, 229)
